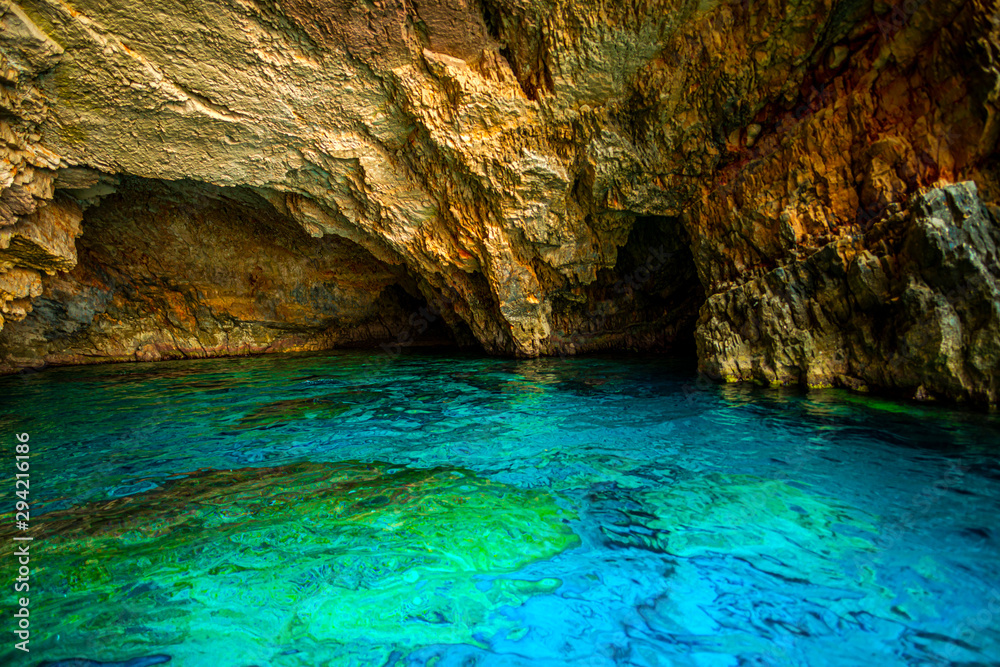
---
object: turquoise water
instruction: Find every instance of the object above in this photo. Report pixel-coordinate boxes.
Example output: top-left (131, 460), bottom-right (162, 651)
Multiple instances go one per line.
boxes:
top-left (2, 350), bottom-right (999, 666)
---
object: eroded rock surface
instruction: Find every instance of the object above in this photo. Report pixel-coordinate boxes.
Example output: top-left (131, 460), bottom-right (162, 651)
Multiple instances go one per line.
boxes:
top-left (0, 0), bottom-right (998, 405)
top-left (698, 182), bottom-right (1000, 405)
top-left (0, 178), bottom-right (460, 369)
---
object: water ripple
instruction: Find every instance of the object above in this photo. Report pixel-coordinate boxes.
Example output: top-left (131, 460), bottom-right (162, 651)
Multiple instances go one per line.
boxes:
top-left (1, 350), bottom-right (998, 666)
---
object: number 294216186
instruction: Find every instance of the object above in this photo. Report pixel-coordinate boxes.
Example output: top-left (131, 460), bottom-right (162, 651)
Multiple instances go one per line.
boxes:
top-left (14, 433), bottom-right (30, 526)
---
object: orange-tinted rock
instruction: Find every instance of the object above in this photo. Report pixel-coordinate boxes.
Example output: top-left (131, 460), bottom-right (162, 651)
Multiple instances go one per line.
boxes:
top-left (0, 196), bottom-right (81, 271)
top-left (0, 178), bottom-right (461, 369)
top-left (698, 182), bottom-right (1000, 406)
top-left (0, 0), bottom-right (997, 405)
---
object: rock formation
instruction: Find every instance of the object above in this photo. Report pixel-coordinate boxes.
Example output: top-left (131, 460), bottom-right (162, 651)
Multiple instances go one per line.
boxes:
top-left (1, 0), bottom-right (998, 406)
top-left (699, 182), bottom-right (1000, 405)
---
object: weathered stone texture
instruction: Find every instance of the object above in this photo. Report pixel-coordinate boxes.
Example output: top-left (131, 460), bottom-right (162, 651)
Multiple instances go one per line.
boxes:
top-left (0, 0), bottom-right (997, 405)
top-left (0, 178), bottom-right (458, 370)
top-left (698, 182), bottom-right (1000, 405)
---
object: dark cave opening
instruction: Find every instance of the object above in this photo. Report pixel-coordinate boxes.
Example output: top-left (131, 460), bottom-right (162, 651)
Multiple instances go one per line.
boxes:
top-left (369, 283), bottom-right (475, 354)
top-left (547, 214), bottom-right (705, 355)
top-left (612, 214), bottom-right (705, 353)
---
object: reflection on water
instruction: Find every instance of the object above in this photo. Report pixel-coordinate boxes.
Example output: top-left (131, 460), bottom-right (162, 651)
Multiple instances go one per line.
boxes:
top-left (1, 350), bottom-right (998, 666)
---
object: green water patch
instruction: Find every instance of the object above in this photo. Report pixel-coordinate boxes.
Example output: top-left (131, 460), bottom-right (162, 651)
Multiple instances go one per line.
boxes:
top-left (829, 390), bottom-right (941, 417)
top-left (12, 462), bottom-right (579, 665)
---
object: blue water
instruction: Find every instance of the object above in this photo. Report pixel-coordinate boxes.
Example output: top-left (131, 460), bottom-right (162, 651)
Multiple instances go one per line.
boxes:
top-left (2, 350), bottom-right (999, 666)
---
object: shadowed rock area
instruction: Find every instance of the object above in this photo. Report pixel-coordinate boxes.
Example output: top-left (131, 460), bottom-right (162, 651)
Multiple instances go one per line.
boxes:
top-left (698, 182), bottom-right (1000, 405)
top-left (0, 177), bottom-right (461, 368)
top-left (1, 0), bottom-right (998, 406)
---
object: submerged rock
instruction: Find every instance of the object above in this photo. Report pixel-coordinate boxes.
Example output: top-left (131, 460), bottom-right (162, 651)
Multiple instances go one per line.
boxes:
top-left (4, 461), bottom-right (579, 664)
top-left (236, 395), bottom-right (353, 429)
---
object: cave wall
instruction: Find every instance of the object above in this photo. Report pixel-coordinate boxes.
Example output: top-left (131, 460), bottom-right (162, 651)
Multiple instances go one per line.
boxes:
top-left (0, 178), bottom-right (458, 369)
top-left (698, 182), bottom-right (1000, 405)
top-left (0, 0), bottom-right (998, 404)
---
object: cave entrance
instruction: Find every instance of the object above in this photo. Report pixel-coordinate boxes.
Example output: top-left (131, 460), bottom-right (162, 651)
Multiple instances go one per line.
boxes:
top-left (611, 214), bottom-right (705, 353)
top-left (548, 214), bottom-right (705, 355)
top-left (371, 283), bottom-right (474, 355)
top-left (0, 177), bottom-right (469, 367)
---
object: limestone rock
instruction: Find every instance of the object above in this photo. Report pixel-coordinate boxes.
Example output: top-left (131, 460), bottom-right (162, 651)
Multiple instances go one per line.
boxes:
top-left (697, 182), bottom-right (1000, 407)
top-left (0, 195), bottom-right (81, 271)
top-left (0, 177), bottom-right (461, 370)
top-left (0, 0), bottom-right (997, 406)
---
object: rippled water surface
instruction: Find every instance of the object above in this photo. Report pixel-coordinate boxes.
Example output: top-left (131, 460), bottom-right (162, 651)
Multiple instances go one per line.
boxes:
top-left (2, 351), bottom-right (999, 666)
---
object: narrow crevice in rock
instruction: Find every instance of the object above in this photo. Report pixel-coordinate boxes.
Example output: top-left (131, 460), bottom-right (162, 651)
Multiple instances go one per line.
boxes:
top-left (479, 0), bottom-right (550, 101)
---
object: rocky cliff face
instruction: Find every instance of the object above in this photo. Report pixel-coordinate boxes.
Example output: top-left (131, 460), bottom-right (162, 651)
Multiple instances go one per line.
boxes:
top-left (699, 182), bottom-right (1000, 405)
top-left (1, 0), bottom-right (998, 406)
